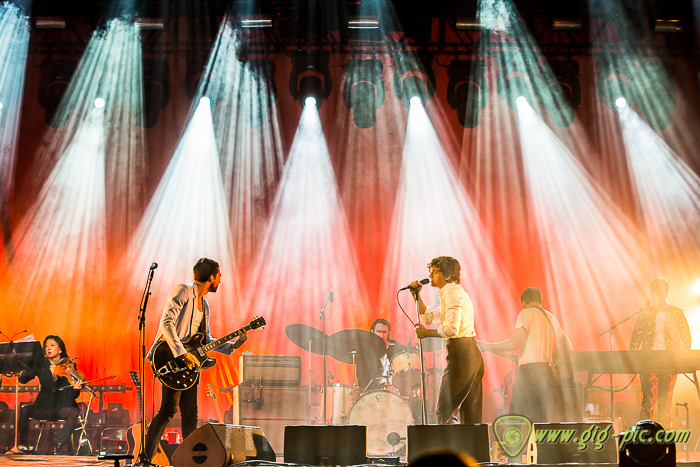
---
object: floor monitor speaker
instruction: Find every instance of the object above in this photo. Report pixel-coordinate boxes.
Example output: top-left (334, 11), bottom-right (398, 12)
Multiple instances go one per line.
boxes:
top-left (527, 422), bottom-right (617, 464)
top-left (284, 425), bottom-right (367, 465)
top-left (171, 423), bottom-right (275, 467)
top-left (407, 424), bottom-right (490, 464)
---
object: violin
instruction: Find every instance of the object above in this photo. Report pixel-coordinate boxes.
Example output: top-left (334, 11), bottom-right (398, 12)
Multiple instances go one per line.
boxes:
top-left (53, 358), bottom-right (99, 398)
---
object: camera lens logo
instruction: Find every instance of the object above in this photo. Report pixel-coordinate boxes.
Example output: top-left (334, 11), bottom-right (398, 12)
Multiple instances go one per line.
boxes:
top-left (494, 415), bottom-right (531, 457)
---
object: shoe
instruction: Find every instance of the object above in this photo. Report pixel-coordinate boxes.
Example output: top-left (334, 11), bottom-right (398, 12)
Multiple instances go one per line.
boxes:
top-left (53, 442), bottom-right (65, 455)
top-left (6, 445), bottom-right (32, 455)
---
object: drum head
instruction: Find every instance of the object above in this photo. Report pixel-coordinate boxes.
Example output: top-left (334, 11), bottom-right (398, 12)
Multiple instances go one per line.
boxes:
top-left (348, 390), bottom-right (413, 455)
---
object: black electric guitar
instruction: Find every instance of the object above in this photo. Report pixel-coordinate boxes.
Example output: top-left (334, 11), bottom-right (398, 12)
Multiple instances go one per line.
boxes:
top-left (151, 316), bottom-right (265, 390)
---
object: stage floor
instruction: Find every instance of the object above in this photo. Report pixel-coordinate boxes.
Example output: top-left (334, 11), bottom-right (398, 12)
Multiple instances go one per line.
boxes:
top-left (1, 453), bottom-right (700, 467)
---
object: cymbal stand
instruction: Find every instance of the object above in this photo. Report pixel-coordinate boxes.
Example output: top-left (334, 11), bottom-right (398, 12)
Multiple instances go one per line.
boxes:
top-left (319, 285), bottom-right (333, 425)
top-left (351, 351), bottom-right (357, 387)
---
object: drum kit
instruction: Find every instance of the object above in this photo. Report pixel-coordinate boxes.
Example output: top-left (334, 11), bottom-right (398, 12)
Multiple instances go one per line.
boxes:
top-left (285, 324), bottom-right (445, 456)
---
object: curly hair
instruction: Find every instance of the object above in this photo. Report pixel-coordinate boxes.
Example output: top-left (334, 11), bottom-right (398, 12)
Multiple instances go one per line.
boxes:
top-left (428, 256), bottom-right (461, 284)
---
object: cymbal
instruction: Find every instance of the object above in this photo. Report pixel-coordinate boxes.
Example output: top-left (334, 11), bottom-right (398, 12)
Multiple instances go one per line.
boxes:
top-left (285, 324), bottom-right (329, 355)
top-left (418, 337), bottom-right (446, 352)
top-left (327, 330), bottom-right (387, 364)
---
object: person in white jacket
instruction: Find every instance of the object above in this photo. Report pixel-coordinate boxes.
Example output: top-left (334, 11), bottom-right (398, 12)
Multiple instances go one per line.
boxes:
top-left (144, 258), bottom-right (247, 462)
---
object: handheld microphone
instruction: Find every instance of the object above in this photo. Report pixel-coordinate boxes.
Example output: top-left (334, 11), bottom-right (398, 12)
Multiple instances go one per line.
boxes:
top-left (150, 262), bottom-right (158, 270)
top-left (398, 278), bottom-right (429, 292)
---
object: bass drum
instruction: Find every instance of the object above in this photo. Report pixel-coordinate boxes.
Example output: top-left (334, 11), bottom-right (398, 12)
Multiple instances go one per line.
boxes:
top-left (347, 390), bottom-right (413, 456)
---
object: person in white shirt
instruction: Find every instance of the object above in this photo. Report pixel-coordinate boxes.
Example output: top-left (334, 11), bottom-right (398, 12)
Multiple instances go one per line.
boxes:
top-left (478, 287), bottom-right (572, 423)
top-left (144, 258), bottom-right (247, 462)
top-left (409, 256), bottom-right (484, 424)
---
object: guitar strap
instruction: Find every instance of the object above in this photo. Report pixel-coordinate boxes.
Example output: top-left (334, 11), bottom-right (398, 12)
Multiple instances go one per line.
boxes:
top-left (533, 305), bottom-right (557, 362)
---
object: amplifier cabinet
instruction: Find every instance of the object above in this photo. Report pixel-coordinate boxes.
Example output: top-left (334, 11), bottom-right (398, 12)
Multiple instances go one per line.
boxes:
top-left (239, 385), bottom-right (308, 455)
top-left (241, 355), bottom-right (302, 387)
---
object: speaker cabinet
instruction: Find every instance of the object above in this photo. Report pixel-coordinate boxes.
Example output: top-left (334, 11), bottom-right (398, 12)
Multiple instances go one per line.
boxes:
top-left (172, 423), bottom-right (275, 467)
top-left (239, 385), bottom-right (308, 454)
top-left (548, 382), bottom-right (584, 422)
top-left (527, 422), bottom-right (617, 464)
top-left (407, 424), bottom-right (490, 464)
top-left (284, 425), bottom-right (367, 466)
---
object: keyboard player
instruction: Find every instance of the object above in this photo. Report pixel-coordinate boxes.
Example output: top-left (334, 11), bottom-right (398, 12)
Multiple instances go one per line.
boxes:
top-left (630, 279), bottom-right (691, 428)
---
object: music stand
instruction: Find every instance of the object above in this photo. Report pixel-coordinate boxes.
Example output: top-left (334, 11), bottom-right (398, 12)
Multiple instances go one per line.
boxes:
top-left (0, 340), bottom-right (42, 450)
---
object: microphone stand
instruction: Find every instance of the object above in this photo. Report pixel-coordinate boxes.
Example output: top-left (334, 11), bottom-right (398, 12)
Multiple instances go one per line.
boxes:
top-left (413, 290), bottom-right (427, 425)
top-left (598, 305), bottom-right (646, 422)
top-left (137, 266), bottom-right (156, 465)
top-left (319, 286), bottom-right (333, 425)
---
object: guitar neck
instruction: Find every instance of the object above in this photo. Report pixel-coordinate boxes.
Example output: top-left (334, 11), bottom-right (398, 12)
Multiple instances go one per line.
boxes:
top-left (201, 325), bottom-right (249, 353)
top-left (130, 371), bottom-right (143, 421)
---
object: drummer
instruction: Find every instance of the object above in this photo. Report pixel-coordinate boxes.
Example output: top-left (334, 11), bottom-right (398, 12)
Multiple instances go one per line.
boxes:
top-left (357, 319), bottom-right (408, 392)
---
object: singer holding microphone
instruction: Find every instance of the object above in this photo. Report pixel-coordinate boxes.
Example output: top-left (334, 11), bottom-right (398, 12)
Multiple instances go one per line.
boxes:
top-left (408, 256), bottom-right (484, 424)
top-left (630, 279), bottom-right (691, 428)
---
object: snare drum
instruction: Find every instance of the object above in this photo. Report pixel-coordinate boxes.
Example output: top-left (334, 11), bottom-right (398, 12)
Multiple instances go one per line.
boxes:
top-left (328, 384), bottom-right (360, 425)
top-left (347, 390), bottom-right (413, 455)
top-left (390, 350), bottom-right (421, 391)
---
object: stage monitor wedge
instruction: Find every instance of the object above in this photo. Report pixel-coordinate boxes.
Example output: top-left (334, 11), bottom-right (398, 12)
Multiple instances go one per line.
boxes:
top-left (284, 425), bottom-right (367, 465)
top-left (172, 423), bottom-right (275, 467)
top-left (407, 424), bottom-right (490, 464)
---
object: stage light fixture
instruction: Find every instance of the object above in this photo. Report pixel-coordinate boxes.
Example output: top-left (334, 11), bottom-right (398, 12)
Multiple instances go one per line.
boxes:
top-left (654, 20), bottom-right (683, 33)
top-left (134, 17), bottom-right (165, 31)
top-left (38, 58), bottom-right (77, 127)
top-left (515, 96), bottom-right (527, 107)
top-left (94, 97), bottom-right (105, 108)
top-left (342, 59), bottom-right (384, 129)
top-left (552, 19), bottom-right (583, 31)
top-left (595, 61), bottom-right (632, 112)
top-left (0, 102), bottom-right (3, 111)
top-left (240, 14), bottom-right (273, 28)
top-left (305, 97), bottom-right (317, 107)
top-left (200, 96), bottom-right (210, 106)
top-left (136, 58), bottom-right (170, 128)
top-left (446, 59), bottom-right (489, 128)
top-left (184, 50), bottom-right (209, 100)
top-left (289, 52), bottom-right (331, 109)
top-left (497, 54), bottom-right (539, 110)
top-left (455, 18), bottom-right (484, 30)
top-left (619, 420), bottom-right (676, 467)
top-left (540, 59), bottom-right (581, 127)
top-left (393, 53), bottom-right (435, 109)
top-left (348, 16), bottom-right (379, 29)
top-left (35, 16), bottom-right (66, 29)
top-left (615, 97), bottom-right (628, 109)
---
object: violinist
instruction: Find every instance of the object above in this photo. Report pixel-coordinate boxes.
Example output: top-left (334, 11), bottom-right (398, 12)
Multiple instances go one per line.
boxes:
top-left (11, 335), bottom-right (82, 455)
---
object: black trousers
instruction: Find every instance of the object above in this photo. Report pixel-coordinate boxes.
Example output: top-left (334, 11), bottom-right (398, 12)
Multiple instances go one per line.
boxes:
top-left (510, 363), bottom-right (554, 423)
top-left (436, 337), bottom-right (484, 424)
top-left (18, 405), bottom-right (80, 447)
top-left (144, 380), bottom-right (199, 461)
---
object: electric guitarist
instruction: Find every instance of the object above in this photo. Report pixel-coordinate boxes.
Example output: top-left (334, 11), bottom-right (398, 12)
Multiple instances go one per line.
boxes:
top-left (143, 258), bottom-right (248, 463)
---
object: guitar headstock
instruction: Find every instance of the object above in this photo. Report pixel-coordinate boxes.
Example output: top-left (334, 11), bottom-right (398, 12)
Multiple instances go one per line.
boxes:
top-left (249, 316), bottom-right (266, 332)
top-left (129, 370), bottom-right (140, 387)
top-left (205, 383), bottom-right (217, 400)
